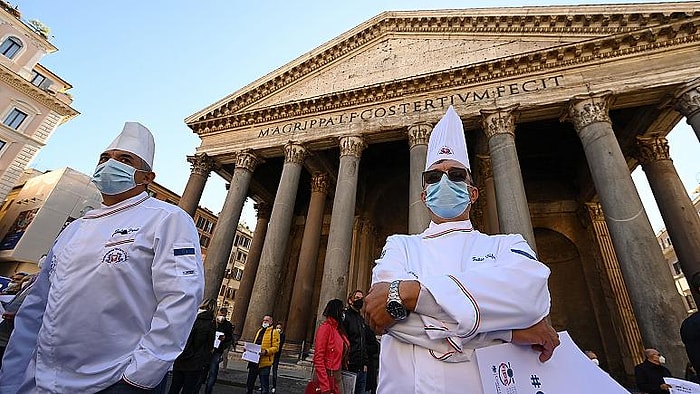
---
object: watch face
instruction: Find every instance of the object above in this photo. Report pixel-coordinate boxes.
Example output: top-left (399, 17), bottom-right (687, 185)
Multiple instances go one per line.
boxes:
top-left (387, 300), bottom-right (408, 320)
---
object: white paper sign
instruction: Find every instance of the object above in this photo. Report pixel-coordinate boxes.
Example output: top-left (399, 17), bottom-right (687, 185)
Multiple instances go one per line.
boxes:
top-left (214, 331), bottom-right (224, 348)
top-left (476, 331), bottom-right (628, 394)
top-left (242, 342), bottom-right (261, 363)
top-left (665, 377), bottom-right (700, 393)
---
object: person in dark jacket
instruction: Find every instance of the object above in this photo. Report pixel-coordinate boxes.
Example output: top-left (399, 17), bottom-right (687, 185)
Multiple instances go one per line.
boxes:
top-left (343, 290), bottom-right (371, 394)
top-left (204, 307), bottom-right (234, 394)
top-left (634, 348), bottom-right (672, 394)
top-left (271, 322), bottom-right (286, 393)
top-left (681, 276), bottom-right (700, 374)
top-left (169, 299), bottom-right (216, 394)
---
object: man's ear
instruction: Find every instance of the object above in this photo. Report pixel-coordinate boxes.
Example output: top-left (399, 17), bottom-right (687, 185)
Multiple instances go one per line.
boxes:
top-left (142, 171), bottom-right (156, 185)
top-left (469, 186), bottom-right (479, 203)
top-left (420, 189), bottom-right (427, 203)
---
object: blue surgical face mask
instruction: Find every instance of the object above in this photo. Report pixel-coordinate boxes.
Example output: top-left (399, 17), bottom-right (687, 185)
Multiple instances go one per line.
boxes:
top-left (92, 158), bottom-right (140, 195)
top-left (425, 174), bottom-right (471, 219)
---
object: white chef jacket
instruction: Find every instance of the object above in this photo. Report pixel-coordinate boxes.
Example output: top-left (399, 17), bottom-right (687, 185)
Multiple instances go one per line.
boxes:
top-left (0, 192), bottom-right (204, 393)
top-left (372, 220), bottom-right (551, 394)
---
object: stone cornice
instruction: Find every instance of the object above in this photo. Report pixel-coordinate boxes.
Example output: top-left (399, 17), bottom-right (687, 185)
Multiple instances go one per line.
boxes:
top-left (188, 11), bottom-right (700, 134)
top-left (0, 64), bottom-right (78, 119)
top-left (635, 136), bottom-right (671, 165)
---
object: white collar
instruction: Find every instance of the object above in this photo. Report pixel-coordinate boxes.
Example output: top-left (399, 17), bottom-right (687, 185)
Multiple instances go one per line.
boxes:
top-left (421, 220), bottom-right (474, 239)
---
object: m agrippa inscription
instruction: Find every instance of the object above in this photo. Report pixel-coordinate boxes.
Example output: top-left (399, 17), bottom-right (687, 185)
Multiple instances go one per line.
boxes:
top-left (258, 75), bottom-right (564, 138)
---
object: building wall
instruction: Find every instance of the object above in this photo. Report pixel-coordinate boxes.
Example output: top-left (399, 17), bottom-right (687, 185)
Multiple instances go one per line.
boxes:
top-left (217, 224), bottom-right (252, 319)
top-left (0, 3), bottom-right (77, 203)
top-left (657, 192), bottom-right (700, 313)
top-left (0, 167), bottom-right (101, 275)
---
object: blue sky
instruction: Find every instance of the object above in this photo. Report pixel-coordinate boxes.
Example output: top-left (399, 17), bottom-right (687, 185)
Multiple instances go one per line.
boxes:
top-left (14, 0), bottom-right (699, 231)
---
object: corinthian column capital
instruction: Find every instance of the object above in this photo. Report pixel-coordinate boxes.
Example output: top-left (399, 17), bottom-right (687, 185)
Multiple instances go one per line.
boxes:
top-left (407, 123), bottom-right (433, 148)
top-left (480, 104), bottom-right (520, 140)
top-left (254, 202), bottom-right (271, 220)
top-left (585, 202), bottom-right (605, 222)
top-left (339, 135), bottom-right (366, 158)
top-left (187, 153), bottom-right (217, 176)
top-left (635, 136), bottom-right (671, 165)
top-left (235, 150), bottom-right (259, 172)
top-left (284, 142), bottom-right (307, 165)
top-left (673, 78), bottom-right (700, 118)
top-left (311, 173), bottom-right (330, 194)
top-left (566, 91), bottom-right (613, 131)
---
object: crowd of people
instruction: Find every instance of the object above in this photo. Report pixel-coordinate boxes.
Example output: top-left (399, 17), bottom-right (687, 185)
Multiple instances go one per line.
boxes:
top-left (0, 109), bottom-right (698, 394)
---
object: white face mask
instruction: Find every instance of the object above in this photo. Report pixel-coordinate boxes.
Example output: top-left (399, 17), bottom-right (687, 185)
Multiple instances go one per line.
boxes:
top-left (216, 316), bottom-right (224, 322)
top-left (262, 322), bottom-right (270, 329)
top-left (659, 355), bottom-right (666, 364)
top-left (591, 358), bottom-right (600, 366)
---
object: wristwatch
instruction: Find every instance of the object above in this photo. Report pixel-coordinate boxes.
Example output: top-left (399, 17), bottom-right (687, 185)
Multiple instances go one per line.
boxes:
top-left (386, 280), bottom-right (409, 321)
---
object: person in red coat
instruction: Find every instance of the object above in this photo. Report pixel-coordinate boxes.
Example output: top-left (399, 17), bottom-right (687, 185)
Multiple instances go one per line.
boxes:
top-left (314, 299), bottom-right (350, 394)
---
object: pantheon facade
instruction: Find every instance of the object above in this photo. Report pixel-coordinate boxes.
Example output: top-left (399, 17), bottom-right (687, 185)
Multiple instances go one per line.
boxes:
top-left (179, 2), bottom-right (700, 382)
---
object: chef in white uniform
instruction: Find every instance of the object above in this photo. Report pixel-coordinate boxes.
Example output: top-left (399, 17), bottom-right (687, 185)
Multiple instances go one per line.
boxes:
top-left (363, 106), bottom-right (560, 394)
top-left (0, 122), bottom-right (204, 393)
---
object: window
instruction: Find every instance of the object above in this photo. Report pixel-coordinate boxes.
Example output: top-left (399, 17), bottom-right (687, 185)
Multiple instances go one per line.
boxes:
top-left (0, 139), bottom-right (5, 150)
top-left (219, 285), bottom-right (226, 297)
top-left (233, 267), bottom-right (244, 281)
top-left (685, 294), bottom-right (697, 311)
top-left (3, 108), bottom-right (27, 130)
top-left (0, 36), bottom-right (22, 59)
top-left (30, 71), bottom-right (47, 87)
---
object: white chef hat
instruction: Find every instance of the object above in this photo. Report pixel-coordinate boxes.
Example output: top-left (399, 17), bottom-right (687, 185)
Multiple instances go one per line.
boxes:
top-left (104, 122), bottom-right (155, 169)
top-left (425, 106), bottom-right (470, 170)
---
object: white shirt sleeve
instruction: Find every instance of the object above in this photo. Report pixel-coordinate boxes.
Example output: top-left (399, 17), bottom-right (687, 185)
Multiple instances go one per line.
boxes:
top-left (374, 234), bottom-right (550, 341)
top-left (122, 209), bottom-right (204, 388)
top-left (0, 249), bottom-right (53, 393)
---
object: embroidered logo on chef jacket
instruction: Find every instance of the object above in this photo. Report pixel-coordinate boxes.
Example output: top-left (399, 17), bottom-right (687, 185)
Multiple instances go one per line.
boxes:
top-left (103, 248), bottom-right (128, 265)
top-left (112, 227), bottom-right (140, 237)
top-left (174, 245), bottom-right (198, 276)
top-left (472, 253), bottom-right (496, 262)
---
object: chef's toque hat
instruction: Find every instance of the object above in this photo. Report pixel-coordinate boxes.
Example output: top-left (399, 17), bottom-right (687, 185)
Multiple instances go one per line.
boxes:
top-left (425, 106), bottom-right (470, 170)
top-left (105, 122), bottom-right (155, 169)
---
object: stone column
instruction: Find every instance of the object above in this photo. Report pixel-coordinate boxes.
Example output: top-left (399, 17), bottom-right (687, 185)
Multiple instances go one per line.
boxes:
top-left (179, 153), bottom-right (217, 218)
top-left (316, 135), bottom-right (366, 327)
top-left (203, 151), bottom-right (259, 300)
top-left (286, 173), bottom-right (329, 343)
top-left (480, 105), bottom-right (536, 248)
top-left (673, 77), bottom-right (700, 142)
top-left (407, 122), bottom-right (432, 234)
top-left (636, 136), bottom-right (700, 304)
top-left (476, 154), bottom-right (499, 234)
top-left (586, 203), bottom-right (645, 372)
top-left (567, 92), bottom-right (687, 375)
top-left (230, 202), bottom-right (270, 341)
top-left (243, 142), bottom-right (307, 339)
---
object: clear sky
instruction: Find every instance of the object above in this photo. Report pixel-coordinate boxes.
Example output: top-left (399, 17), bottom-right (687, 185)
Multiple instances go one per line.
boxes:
top-left (14, 0), bottom-right (700, 232)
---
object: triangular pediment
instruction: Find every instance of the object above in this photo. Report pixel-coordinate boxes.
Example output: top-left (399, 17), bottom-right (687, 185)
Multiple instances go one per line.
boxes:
top-left (186, 2), bottom-right (700, 129)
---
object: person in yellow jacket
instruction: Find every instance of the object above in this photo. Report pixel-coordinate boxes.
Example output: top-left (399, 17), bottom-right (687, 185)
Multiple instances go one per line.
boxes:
top-left (246, 315), bottom-right (280, 394)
